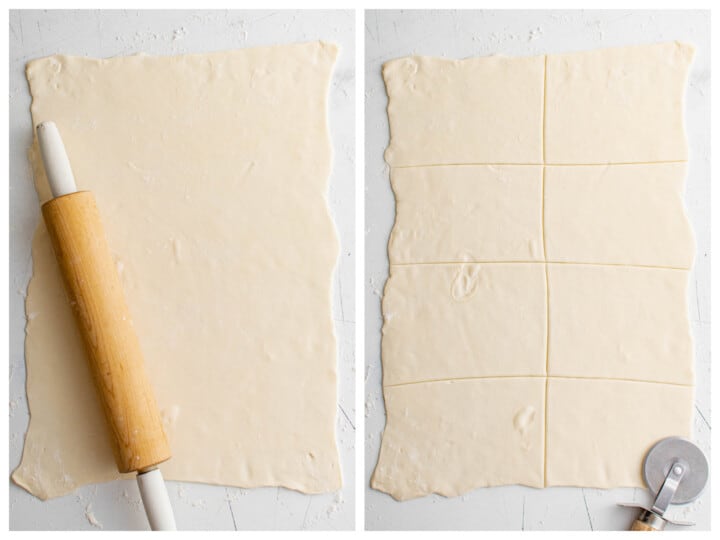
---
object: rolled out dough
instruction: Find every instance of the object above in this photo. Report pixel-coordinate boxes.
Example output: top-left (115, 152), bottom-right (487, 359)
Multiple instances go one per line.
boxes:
top-left (544, 163), bottom-right (694, 267)
top-left (14, 42), bottom-right (342, 500)
top-left (546, 378), bottom-right (693, 487)
top-left (545, 42), bottom-right (693, 164)
top-left (389, 165), bottom-right (544, 264)
top-left (548, 264), bottom-right (693, 385)
top-left (373, 42), bottom-right (695, 500)
top-left (381, 263), bottom-right (546, 386)
top-left (383, 54), bottom-right (544, 166)
top-left (372, 378), bottom-right (545, 500)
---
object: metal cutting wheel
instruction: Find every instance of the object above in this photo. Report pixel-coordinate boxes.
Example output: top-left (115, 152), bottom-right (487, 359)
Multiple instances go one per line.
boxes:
top-left (625, 437), bottom-right (708, 531)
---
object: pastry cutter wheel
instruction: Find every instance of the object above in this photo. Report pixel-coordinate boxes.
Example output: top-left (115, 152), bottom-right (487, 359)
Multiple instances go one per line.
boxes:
top-left (621, 436), bottom-right (708, 531)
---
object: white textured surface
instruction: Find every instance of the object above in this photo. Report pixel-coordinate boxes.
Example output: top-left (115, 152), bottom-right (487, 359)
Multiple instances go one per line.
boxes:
top-left (9, 9), bottom-right (355, 531)
top-left (364, 9), bottom-right (710, 531)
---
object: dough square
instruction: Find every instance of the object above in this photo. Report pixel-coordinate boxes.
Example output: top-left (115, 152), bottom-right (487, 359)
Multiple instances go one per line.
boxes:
top-left (544, 162), bottom-right (694, 268)
top-left (545, 378), bottom-right (693, 487)
top-left (382, 264), bottom-right (547, 386)
top-left (545, 41), bottom-right (694, 164)
top-left (14, 42), bottom-right (342, 499)
top-left (389, 165), bottom-right (544, 264)
top-left (547, 264), bottom-right (693, 385)
top-left (383, 55), bottom-right (544, 166)
top-left (372, 378), bottom-right (545, 500)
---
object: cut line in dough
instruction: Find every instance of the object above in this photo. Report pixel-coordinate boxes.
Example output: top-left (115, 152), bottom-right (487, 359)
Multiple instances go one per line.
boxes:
top-left (383, 375), bottom-right (694, 389)
top-left (393, 160), bottom-right (689, 168)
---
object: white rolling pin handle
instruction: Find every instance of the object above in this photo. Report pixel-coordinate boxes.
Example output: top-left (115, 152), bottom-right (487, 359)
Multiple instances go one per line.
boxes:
top-left (137, 468), bottom-right (177, 531)
top-left (36, 121), bottom-right (77, 198)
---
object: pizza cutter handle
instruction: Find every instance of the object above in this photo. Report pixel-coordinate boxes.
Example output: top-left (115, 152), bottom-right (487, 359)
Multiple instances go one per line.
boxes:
top-left (631, 521), bottom-right (657, 531)
top-left (630, 510), bottom-right (665, 531)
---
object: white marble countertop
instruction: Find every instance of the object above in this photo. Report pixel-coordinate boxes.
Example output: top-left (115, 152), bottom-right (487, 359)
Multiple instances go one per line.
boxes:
top-left (9, 9), bottom-right (355, 530)
top-left (364, 9), bottom-right (711, 531)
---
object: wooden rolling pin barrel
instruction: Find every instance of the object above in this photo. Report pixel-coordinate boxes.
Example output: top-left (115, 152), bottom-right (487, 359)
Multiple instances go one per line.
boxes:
top-left (36, 121), bottom-right (176, 530)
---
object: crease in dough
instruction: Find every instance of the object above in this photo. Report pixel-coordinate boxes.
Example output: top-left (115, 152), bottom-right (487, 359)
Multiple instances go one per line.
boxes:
top-left (14, 41), bottom-right (343, 499)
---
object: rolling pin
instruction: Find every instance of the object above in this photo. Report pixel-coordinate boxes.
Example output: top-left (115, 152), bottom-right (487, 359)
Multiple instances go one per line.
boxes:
top-left (36, 121), bottom-right (176, 530)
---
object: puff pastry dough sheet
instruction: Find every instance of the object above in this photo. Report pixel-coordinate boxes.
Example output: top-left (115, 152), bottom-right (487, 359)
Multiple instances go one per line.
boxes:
top-left (14, 42), bottom-right (342, 500)
top-left (546, 378), bottom-right (694, 487)
top-left (544, 163), bottom-right (695, 267)
top-left (548, 264), bottom-right (693, 385)
top-left (381, 263), bottom-right (546, 386)
top-left (383, 55), bottom-right (544, 166)
top-left (372, 378), bottom-right (545, 501)
top-left (374, 42), bottom-right (695, 500)
top-left (389, 165), bottom-right (544, 264)
top-left (545, 42), bottom-right (693, 164)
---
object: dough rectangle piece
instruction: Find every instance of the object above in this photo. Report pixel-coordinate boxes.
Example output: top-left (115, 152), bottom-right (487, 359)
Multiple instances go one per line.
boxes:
top-left (372, 378), bottom-right (545, 500)
top-left (382, 264), bottom-right (547, 386)
top-left (383, 55), bottom-right (544, 166)
top-left (14, 42), bottom-right (342, 500)
top-left (544, 163), bottom-right (695, 268)
top-left (545, 42), bottom-right (694, 164)
top-left (547, 264), bottom-right (693, 385)
top-left (389, 165), bottom-right (544, 264)
top-left (546, 378), bottom-right (693, 488)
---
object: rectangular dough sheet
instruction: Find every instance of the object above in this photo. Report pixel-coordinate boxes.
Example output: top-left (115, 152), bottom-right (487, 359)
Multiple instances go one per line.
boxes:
top-left (14, 42), bottom-right (342, 500)
top-left (382, 263), bottom-right (546, 386)
top-left (548, 264), bottom-right (693, 385)
top-left (544, 163), bottom-right (694, 268)
top-left (545, 42), bottom-right (693, 164)
top-left (389, 165), bottom-right (544, 264)
top-left (546, 378), bottom-right (693, 487)
top-left (372, 378), bottom-right (545, 500)
top-left (383, 55), bottom-right (544, 166)
top-left (374, 42), bottom-right (695, 500)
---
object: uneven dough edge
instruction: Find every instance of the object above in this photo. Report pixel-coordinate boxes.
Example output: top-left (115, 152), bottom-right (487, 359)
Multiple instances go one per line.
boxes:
top-left (13, 41), bottom-right (343, 499)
